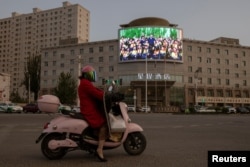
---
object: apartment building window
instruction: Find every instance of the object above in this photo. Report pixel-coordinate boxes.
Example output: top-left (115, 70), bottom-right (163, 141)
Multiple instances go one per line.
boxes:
top-left (235, 73), bottom-right (239, 78)
top-left (187, 46), bottom-right (192, 51)
top-left (45, 52), bottom-right (49, 58)
top-left (89, 57), bottom-right (93, 63)
top-left (197, 57), bottom-right (201, 62)
top-left (61, 54), bottom-right (65, 58)
top-left (225, 59), bottom-right (229, 65)
top-left (235, 84), bottom-right (239, 88)
top-left (80, 48), bottom-right (84, 54)
top-left (52, 70), bottom-right (56, 76)
top-left (197, 47), bottom-right (202, 52)
top-left (207, 78), bottom-right (212, 85)
top-left (99, 57), bottom-right (104, 62)
top-left (207, 90), bottom-right (214, 96)
top-left (216, 49), bottom-right (220, 54)
top-left (235, 64), bottom-right (239, 68)
top-left (70, 50), bottom-right (75, 55)
top-left (242, 61), bottom-right (246, 66)
top-left (99, 67), bottom-right (103, 72)
top-left (206, 48), bottom-right (211, 53)
top-left (99, 46), bottom-right (103, 52)
top-left (234, 54), bottom-right (238, 58)
top-left (243, 70), bottom-right (246, 76)
top-left (226, 79), bottom-right (230, 85)
top-left (188, 77), bottom-right (192, 83)
top-left (44, 71), bottom-right (48, 76)
top-left (188, 66), bottom-right (192, 72)
top-left (216, 68), bottom-right (221, 74)
top-left (217, 78), bottom-right (221, 85)
top-left (242, 51), bottom-right (246, 57)
top-left (109, 66), bottom-right (114, 72)
top-left (243, 80), bottom-right (247, 86)
top-left (188, 56), bottom-right (192, 62)
top-left (225, 90), bottom-right (232, 97)
top-left (109, 56), bottom-right (114, 62)
top-left (89, 47), bottom-right (93, 53)
top-left (207, 68), bottom-right (212, 74)
top-left (217, 89), bottom-right (223, 97)
top-left (109, 45), bottom-right (114, 51)
top-left (53, 51), bottom-right (56, 56)
top-left (207, 58), bottom-right (211, 63)
top-left (44, 61), bottom-right (48, 66)
top-left (225, 69), bottom-right (229, 74)
top-left (225, 49), bottom-right (229, 55)
top-left (216, 58), bottom-right (220, 64)
top-left (70, 59), bottom-right (74, 65)
top-left (70, 69), bottom-right (74, 74)
top-left (53, 61), bottom-right (56, 66)
top-left (60, 63), bottom-right (64, 67)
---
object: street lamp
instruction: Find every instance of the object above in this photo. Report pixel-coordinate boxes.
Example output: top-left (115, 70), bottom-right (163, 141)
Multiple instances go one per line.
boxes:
top-left (194, 68), bottom-right (200, 106)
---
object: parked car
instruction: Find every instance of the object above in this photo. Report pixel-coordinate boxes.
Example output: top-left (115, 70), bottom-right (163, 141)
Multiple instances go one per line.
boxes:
top-left (223, 106), bottom-right (237, 114)
top-left (23, 103), bottom-right (40, 113)
top-left (136, 106), bottom-right (151, 112)
top-left (236, 107), bottom-right (249, 114)
top-left (0, 102), bottom-right (23, 113)
top-left (196, 106), bottom-right (216, 112)
top-left (127, 105), bottom-right (135, 112)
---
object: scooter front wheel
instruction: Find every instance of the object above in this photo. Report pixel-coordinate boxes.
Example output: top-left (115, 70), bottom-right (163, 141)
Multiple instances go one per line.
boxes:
top-left (41, 133), bottom-right (67, 160)
top-left (123, 132), bottom-right (146, 155)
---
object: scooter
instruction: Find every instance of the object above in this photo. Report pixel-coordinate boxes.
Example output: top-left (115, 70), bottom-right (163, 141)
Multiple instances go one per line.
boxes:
top-left (35, 89), bottom-right (146, 160)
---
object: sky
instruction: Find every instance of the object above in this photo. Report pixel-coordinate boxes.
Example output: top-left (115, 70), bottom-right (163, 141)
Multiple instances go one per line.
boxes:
top-left (1, 0), bottom-right (250, 46)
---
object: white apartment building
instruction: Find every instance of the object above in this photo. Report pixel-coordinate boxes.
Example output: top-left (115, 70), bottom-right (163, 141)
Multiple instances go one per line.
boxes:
top-left (0, 1), bottom-right (89, 99)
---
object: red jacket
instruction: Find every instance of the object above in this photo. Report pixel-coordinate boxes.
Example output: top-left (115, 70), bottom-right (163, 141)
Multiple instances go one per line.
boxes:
top-left (78, 79), bottom-right (106, 129)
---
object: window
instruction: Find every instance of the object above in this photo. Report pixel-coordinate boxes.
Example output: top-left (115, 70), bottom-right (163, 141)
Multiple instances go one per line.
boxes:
top-left (225, 69), bottom-right (229, 74)
top-left (109, 66), bottom-right (114, 72)
top-left (53, 61), bottom-right (56, 66)
top-left (99, 67), bottom-right (103, 72)
top-left (226, 79), bottom-right (230, 85)
top-left (187, 46), bottom-right (192, 51)
top-left (99, 46), bottom-right (103, 52)
top-left (207, 58), bottom-right (211, 63)
top-left (188, 66), bottom-right (192, 72)
top-left (216, 58), bottom-right (220, 64)
top-left (217, 78), bottom-right (221, 85)
top-left (89, 57), bottom-right (94, 63)
top-left (89, 48), bottom-right (93, 53)
top-left (207, 78), bottom-right (212, 85)
top-left (70, 59), bottom-right (74, 65)
top-left (197, 47), bottom-right (201, 52)
top-left (188, 56), bottom-right (192, 62)
top-left (235, 64), bottom-right (239, 68)
top-left (197, 57), bottom-right (201, 63)
top-left (188, 77), bottom-right (192, 83)
top-left (61, 54), bottom-right (64, 58)
top-left (109, 56), bottom-right (114, 62)
top-left (235, 73), bottom-right (239, 78)
top-left (44, 62), bottom-right (48, 66)
top-left (70, 50), bottom-right (74, 55)
top-left (216, 49), bottom-right (220, 54)
top-left (234, 54), bottom-right (238, 58)
top-left (80, 48), bottom-right (84, 54)
top-left (242, 61), bottom-right (246, 66)
top-left (52, 70), bottom-right (56, 76)
top-left (243, 80), bottom-right (247, 86)
top-left (225, 49), bottom-right (229, 55)
top-left (216, 68), bottom-right (221, 74)
top-left (207, 68), bottom-right (212, 74)
top-left (206, 48), bottom-right (211, 53)
top-left (99, 57), bottom-right (103, 62)
top-left (53, 51), bottom-right (57, 56)
top-left (109, 45), bottom-right (114, 51)
top-left (225, 59), bottom-right (229, 65)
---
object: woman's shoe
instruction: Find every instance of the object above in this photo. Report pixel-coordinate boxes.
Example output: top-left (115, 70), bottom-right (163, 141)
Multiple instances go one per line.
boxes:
top-left (95, 152), bottom-right (107, 162)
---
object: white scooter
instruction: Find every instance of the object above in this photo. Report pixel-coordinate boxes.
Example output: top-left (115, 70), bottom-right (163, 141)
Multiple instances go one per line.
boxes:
top-left (35, 89), bottom-right (146, 160)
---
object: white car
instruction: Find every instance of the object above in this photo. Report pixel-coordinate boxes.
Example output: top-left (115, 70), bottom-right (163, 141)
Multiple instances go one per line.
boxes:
top-left (0, 102), bottom-right (23, 113)
top-left (127, 105), bottom-right (135, 112)
top-left (137, 106), bottom-right (151, 112)
top-left (196, 107), bottom-right (216, 112)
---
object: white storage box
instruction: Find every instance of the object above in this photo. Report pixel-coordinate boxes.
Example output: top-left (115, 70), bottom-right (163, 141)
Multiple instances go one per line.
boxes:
top-left (37, 95), bottom-right (60, 113)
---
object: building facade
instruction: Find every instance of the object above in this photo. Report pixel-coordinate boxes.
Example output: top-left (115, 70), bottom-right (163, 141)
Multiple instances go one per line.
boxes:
top-left (0, 1), bottom-right (89, 99)
top-left (40, 17), bottom-right (250, 109)
top-left (0, 72), bottom-right (11, 101)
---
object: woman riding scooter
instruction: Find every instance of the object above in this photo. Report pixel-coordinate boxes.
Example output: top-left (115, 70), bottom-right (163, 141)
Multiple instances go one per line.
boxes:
top-left (78, 65), bottom-right (108, 162)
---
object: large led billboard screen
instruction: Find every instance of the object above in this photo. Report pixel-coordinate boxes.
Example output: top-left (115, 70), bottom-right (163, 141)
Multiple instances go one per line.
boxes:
top-left (119, 26), bottom-right (183, 62)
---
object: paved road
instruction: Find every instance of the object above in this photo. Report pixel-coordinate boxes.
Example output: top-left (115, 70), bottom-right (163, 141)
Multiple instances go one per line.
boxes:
top-left (0, 113), bottom-right (250, 167)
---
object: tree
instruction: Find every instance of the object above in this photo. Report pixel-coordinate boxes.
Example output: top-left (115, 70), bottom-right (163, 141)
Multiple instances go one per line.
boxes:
top-left (22, 55), bottom-right (41, 101)
top-left (54, 72), bottom-right (77, 105)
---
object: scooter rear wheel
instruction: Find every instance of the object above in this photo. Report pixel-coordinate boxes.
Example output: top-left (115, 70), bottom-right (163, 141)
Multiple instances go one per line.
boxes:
top-left (123, 132), bottom-right (146, 155)
top-left (41, 133), bottom-right (67, 160)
